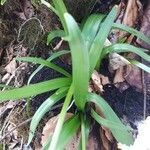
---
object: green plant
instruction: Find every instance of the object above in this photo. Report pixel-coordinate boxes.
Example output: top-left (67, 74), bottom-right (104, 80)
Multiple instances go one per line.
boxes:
top-left (0, 0), bottom-right (150, 149)
top-left (0, 0), bottom-right (7, 5)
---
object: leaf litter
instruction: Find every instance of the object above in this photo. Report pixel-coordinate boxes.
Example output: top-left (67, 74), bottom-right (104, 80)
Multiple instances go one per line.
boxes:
top-left (0, 0), bottom-right (150, 149)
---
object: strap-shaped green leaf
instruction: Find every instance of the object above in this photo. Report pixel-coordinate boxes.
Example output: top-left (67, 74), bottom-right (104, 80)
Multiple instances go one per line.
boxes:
top-left (52, 0), bottom-right (68, 33)
top-left (56, 114), bottom-right (81, 149)
top-left (43, 114), bottom-right (81, 150)
top-left (49, 84), bottom-right (73, 150)
top-left (103, 44), bottom-right (150, 62)
top-left (64, 13), bottom-right (89, 110)
top-left (78, 116), bottom-right (90, 150)
top-left (130, 60), bottom-right (150, 73)
top-left (47, 30), bottom-right (66, 45)
top-left (113, 23), bottom-right (150, 44)
top-left (89, 6), bottom-right (118, 75)
top-left (91, 109), bottom-right (131, 131)
top-left (87, 93), bottom-right (134, 145)
top-left (27, 50), bottom-right (70, 84)
top-left (16, 57), bottom-right (71, 78)
top-left (80, 113), bottom-right (90, 150)
top-left (41, 0), bottom-right (58, 15)
top-left (0, 84), bottom-right (14, 89)
top-left (28, 87), bottom-right (69, 145)
top-left (0, 78), bottom-right (71, 101)
top-left (82, 14), bottom-right (105, 51)
top-left (0, 0), bottom-right (7, 5)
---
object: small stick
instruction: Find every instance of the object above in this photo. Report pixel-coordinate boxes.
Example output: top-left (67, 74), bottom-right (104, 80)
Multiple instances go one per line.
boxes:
top-left (142, 59), bottom-right (147, 120)
top-left (0, 118), bottom-right (32, 142)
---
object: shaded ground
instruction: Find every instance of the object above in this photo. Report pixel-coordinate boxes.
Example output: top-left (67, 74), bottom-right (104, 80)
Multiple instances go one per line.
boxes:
top-left (0, 0), bottom-right (150, 149)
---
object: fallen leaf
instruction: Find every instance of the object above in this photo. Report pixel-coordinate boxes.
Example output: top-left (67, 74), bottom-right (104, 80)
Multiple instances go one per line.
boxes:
top-left (99, 74), bottom-right (110, 86)
top-left (124, 65), bottom-right (142, 91)
top-left (5, 59), bottom-right (16, 74)
top-left (41, 113), bottom-right (73, 148)
top-left (113, 67), bottom-right (125, 83)
top-left (111, 0), bottom-right (143, 92)
top-left (123, 0), bottom-right (139, 27)
top-left (66, 132), bottom-right (80, 150)
top-left (87, 131), bottom-right (100, 150)
top-left (91, 70), bottom-right (104, 93)
top-left (0, 101), bottom-right (17, 118)
top-left (109, 53), bottom-right (130, 71)
top-left (114, 82), bottom-right (130, 93)
top-left (100, 128), bottom-right (112, 150)
top-left (95, 106), bottom-right (114, 150)
top-left (119, 0), bottom-right (141, 38)
top-left (137, 1), bottom-right (150, 50)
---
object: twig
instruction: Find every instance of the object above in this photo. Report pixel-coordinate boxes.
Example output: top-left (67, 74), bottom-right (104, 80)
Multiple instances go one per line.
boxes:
top-left (0, 106), bottom-right (16, 135)
top-left (19, 137), bottom-right (24, 150)
top-left (142, 58), bottom-right (147, 120)
top-left (2, 63), bottom-right (26, 91)
top-left (53, 39), bottom-right (63, 51)
top-left (0, 118), bottom-right (32, 142)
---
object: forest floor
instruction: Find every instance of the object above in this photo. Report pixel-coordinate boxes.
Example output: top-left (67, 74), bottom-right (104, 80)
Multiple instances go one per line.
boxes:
top-left (0, 0), bottom-right (150, 149)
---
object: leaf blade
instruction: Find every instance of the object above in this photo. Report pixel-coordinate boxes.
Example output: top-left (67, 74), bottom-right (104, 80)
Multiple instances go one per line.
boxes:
top-left (129, 60), bottom-right (150, 73)
top-left (27, 50), bottom-right (70, 84)
top-left (113, 23), bottom-right (150, 44)
top-left (49, 84), bottom-right (74, 150)
top-left (87, 93), bottom-right (134, 145)
top-left (0, 78), bottom-right (71, 101)
top-left (64, 13), bottom-right (89, 110)
top-left (82, 14), bottom-right (105, 51)
top-left (16, 57), bottom-right (71, 78)
top-left (103, 44), bottom-right (150, 62)
top-left (56, 114), bottom-right (81, 149)
top-left (47, 30), bottom-right (66, 45)
top-left (89, 6), bottom-right (118, 75)
top-left (28, 87), bottom-right (69, 144)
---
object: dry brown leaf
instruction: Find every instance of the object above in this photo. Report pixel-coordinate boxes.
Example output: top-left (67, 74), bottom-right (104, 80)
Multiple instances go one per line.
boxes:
top-left (112, 0), bottom-right (142, 90)
top-left (113, 67), bottom-right (125, 83)
top-left (100, 128), bottom-right (112, 150)
top-left (87, 132), bottom-right (100, 150)
top-left (91, 70), bottom-right (110, 94)
top-left (41, 113), bottom-right (74, 148)
top-left (137, 1), bottom-right (150, 50)
top-left (124, 65), bottom-right (142, 91)
top-left (66, 132), bottom-right (80, 150)
top-left (99, 74), bottom-right (110, 86)
top-left (123, 0), bottom-right (139, 27)
top-left (88, 81), bottom-right (94, 93)
top-left (122, 53), bottom-right (143, 91)
top-left (3, 122), bottom-right (21, 150)
top-left (109, 53), bottom-right (130, 71)
top-left (0, 101), bottom-right (17, 118)
top-left (97, 113), bottom-right (113, 144)
top-left (114, 82), bottom-right (130, 93)
top-left (119, 0), bottom-right (141, 38)
top-left (95, 105), bottom-right (114, 148)
top-left (5, 59), bottom-right (16, 74)
top-left (92, 70), bottom-right (104, 93)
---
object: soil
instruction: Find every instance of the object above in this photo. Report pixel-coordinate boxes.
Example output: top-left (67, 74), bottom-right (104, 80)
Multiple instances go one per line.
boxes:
top-left (0, 0), bottom-right (150, 149)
